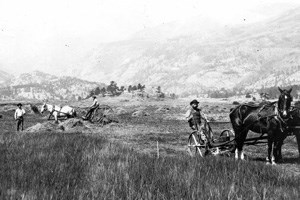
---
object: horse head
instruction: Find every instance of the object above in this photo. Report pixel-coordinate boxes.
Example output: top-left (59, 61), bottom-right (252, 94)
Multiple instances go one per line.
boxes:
top-left (278, 87), bottom-right (293, 118)
top-left (41, 103), bottom-right (48, 113)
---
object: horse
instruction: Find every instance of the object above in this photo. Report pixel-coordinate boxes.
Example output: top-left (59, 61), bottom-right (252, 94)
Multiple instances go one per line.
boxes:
top-left (287, 104), bottom-right (300, 159)
top-left (40, 103), bottom-right (77, 123)
top-left (229, 87), bottom-right (293, 164)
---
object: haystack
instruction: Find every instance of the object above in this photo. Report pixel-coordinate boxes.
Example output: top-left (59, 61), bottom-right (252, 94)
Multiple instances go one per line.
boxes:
top-left (25, 122), bottom-right (62, 132)
top-left (132, 110), bottom-right (149, 117)
top-left (115, 108), bottom-right (127, 115)
top-left (155, 106), bottom-right (171, 113)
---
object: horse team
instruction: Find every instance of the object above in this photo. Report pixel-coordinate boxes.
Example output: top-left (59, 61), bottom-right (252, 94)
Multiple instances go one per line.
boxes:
top-left (230, 87), bottom-right (299, 164)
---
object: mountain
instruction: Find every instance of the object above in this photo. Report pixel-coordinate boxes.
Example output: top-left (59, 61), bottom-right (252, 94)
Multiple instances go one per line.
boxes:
top-left (67, 7), bottom-right (300, 95)
top-left (0, 71), bottom-right (104, 101)
top-left (0, 69), bottom-right (12, 86)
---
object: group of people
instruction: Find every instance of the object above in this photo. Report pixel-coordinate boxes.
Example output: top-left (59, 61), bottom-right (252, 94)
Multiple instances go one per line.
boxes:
top-left (12, 96), bottom-right (206, 133)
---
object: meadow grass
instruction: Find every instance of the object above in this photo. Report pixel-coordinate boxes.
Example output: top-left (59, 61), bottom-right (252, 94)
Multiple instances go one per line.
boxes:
top-left (0, 131), bottom-right (299, 199)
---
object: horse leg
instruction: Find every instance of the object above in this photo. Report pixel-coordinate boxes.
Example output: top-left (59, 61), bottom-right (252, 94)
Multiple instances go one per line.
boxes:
top-left (54, 114), bottom-right (59, 124)
top-left (267, 134), bottom-right (275, 165)
top-left (295, 131), bottom-right (300, 159)
top-left (235, 130), bottom-right (248, 160)
top-left (48, 113), bottom-right (52, 120)
top-left (276, 133), bottom-right (286, 163)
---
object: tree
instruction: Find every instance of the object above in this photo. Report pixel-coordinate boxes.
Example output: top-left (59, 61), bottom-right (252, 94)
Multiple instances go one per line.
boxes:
top-left (94, 87), bottom-right (101, 95)
top-left (137, 83), bottom-right (142, 91)
top-left (100, 87), bottom-right (106, 94)
top-left (132, 85), bottom-right (137, 91)
top-left (128, 85), bottom-right (132, 92)
top-left (156, 86), bottom-right (161, 93)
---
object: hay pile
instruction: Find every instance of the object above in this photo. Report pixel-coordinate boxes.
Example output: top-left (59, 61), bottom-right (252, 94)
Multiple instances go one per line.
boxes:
top-left (25, 122), bottom-right (62, 132)
top-left (115, 108), bottom-right (127, 115)
top-left (132, 110), bottom-right (150, 117)
top-left (155, 106), bottom-right (171, 113)
top-left (25, 119), bottom-right (92, 133)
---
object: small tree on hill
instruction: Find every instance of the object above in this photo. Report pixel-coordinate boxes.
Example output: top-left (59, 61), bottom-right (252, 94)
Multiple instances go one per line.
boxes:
top-left (94, 87), bottom-right (101, 95)
top-left (128, 85), bottom-right (132, 93)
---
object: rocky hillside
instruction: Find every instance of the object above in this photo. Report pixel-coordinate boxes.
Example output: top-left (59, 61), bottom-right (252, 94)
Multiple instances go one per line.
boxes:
top-left (0, 71), bottom-right (104, 101)
top-left (69, 7), bottom-right (300, 95)
top-left (0, 69), bottom-right (12, 86)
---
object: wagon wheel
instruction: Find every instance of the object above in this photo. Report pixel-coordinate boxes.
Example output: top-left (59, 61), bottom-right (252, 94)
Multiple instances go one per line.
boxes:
top-left (219, 129), bottom-right (236, 153)
top-left (88, 108), bottom-right (98, 122)
top-left (188, 131), bottom-right (208, 157)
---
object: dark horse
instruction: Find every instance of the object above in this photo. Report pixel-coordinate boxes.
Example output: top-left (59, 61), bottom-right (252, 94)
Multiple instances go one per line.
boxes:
top-left (229, 87), bottom-right (293, 164)
top-left (287, 103), bottom-right (300, 159)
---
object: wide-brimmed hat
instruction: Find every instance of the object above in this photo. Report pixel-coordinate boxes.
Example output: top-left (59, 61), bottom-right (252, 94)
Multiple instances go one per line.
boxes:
top-left (190, 99), bottom-right (199, 105)
top-left (17, 103), bottom-right (22, 106)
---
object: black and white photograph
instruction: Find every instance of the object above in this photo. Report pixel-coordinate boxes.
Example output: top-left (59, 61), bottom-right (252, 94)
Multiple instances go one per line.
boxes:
top-left (0, 0), bottom-right (300, 199)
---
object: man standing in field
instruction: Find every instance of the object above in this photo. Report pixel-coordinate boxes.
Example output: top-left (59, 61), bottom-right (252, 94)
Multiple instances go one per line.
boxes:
top-left (84, 96), bottom-right (99, 120)
top-left (14, 103), bottom-right (26, 131)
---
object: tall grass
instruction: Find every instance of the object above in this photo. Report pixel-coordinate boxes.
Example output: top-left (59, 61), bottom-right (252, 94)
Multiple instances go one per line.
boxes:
top-left (0, 132), bottom-right (106, 199)
top-left (0, 131), bottom-right (299, 199)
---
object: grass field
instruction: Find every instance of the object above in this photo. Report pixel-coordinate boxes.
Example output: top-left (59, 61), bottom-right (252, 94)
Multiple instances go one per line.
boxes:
top-left (0, 98), bottom-right (300, 199)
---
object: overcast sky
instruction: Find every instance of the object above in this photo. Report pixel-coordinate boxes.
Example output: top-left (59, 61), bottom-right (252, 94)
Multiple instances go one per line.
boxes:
top-left (0, 0), bottom-right (299, 74)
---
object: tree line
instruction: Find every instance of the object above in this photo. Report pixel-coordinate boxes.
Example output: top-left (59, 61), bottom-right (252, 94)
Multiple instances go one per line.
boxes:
top-left (87, 81), bottom-right (164, 98)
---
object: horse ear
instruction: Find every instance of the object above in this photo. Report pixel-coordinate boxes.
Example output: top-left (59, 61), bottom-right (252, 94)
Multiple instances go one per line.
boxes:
top-left (287, 87), bottom-right (292, 94)
top-left (278, 87), bottom-right (283, 93)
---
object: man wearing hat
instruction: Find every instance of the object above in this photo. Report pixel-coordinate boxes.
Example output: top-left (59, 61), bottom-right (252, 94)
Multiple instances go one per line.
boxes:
top-left (84, 96), bottom-right (99, 120)
top-left (185, 99), bottom-right (208, 131)
top-left (14, 103), bottom-right (26, 131)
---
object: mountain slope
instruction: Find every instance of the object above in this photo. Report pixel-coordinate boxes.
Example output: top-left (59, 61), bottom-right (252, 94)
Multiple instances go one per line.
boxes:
top-left (0, 69), bottom-right (12, 86)
top-left (61, 7), bottom-right (300, 95)
top-left (0, 71), bottom-right (104, 100)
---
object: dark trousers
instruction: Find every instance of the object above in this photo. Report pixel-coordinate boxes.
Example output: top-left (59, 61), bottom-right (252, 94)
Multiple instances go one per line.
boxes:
top-left (188, 118), bottom-right (201, 130)
top-left (85, 107), bottom-right (97, 119)
top-left (16, 117), bottom-right (24, 131)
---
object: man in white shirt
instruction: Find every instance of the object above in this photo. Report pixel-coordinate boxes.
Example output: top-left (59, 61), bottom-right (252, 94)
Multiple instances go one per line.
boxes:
top-left (84, 96), bottom-right (99, 120)
top-left (14, 103), bottom-right (26, 131)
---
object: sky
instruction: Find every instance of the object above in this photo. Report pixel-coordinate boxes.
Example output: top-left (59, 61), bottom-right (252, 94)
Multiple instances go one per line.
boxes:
top-left (0, 0), bottom-right (300, 75)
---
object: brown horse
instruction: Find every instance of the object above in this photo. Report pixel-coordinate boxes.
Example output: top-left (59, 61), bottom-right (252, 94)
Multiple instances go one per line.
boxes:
top-left (229, 87), bottom-right (293, 164)
top-left (287, 104), bottom-right (300, 159)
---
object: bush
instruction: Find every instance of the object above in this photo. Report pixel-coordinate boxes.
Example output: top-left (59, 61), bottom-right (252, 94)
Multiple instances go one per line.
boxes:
top-left (232, 101), bottom-right (240, 105)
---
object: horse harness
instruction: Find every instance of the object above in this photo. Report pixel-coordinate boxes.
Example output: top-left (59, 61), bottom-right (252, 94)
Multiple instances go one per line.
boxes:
top-left (50, 105), bottom-right (71, 117)
top-left (236, 102), bottom-right (289, 138)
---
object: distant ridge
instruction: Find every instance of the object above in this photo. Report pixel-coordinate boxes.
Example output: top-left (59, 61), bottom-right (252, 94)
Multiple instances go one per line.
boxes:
top-left (0, 70), bottom-right (104, 101)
